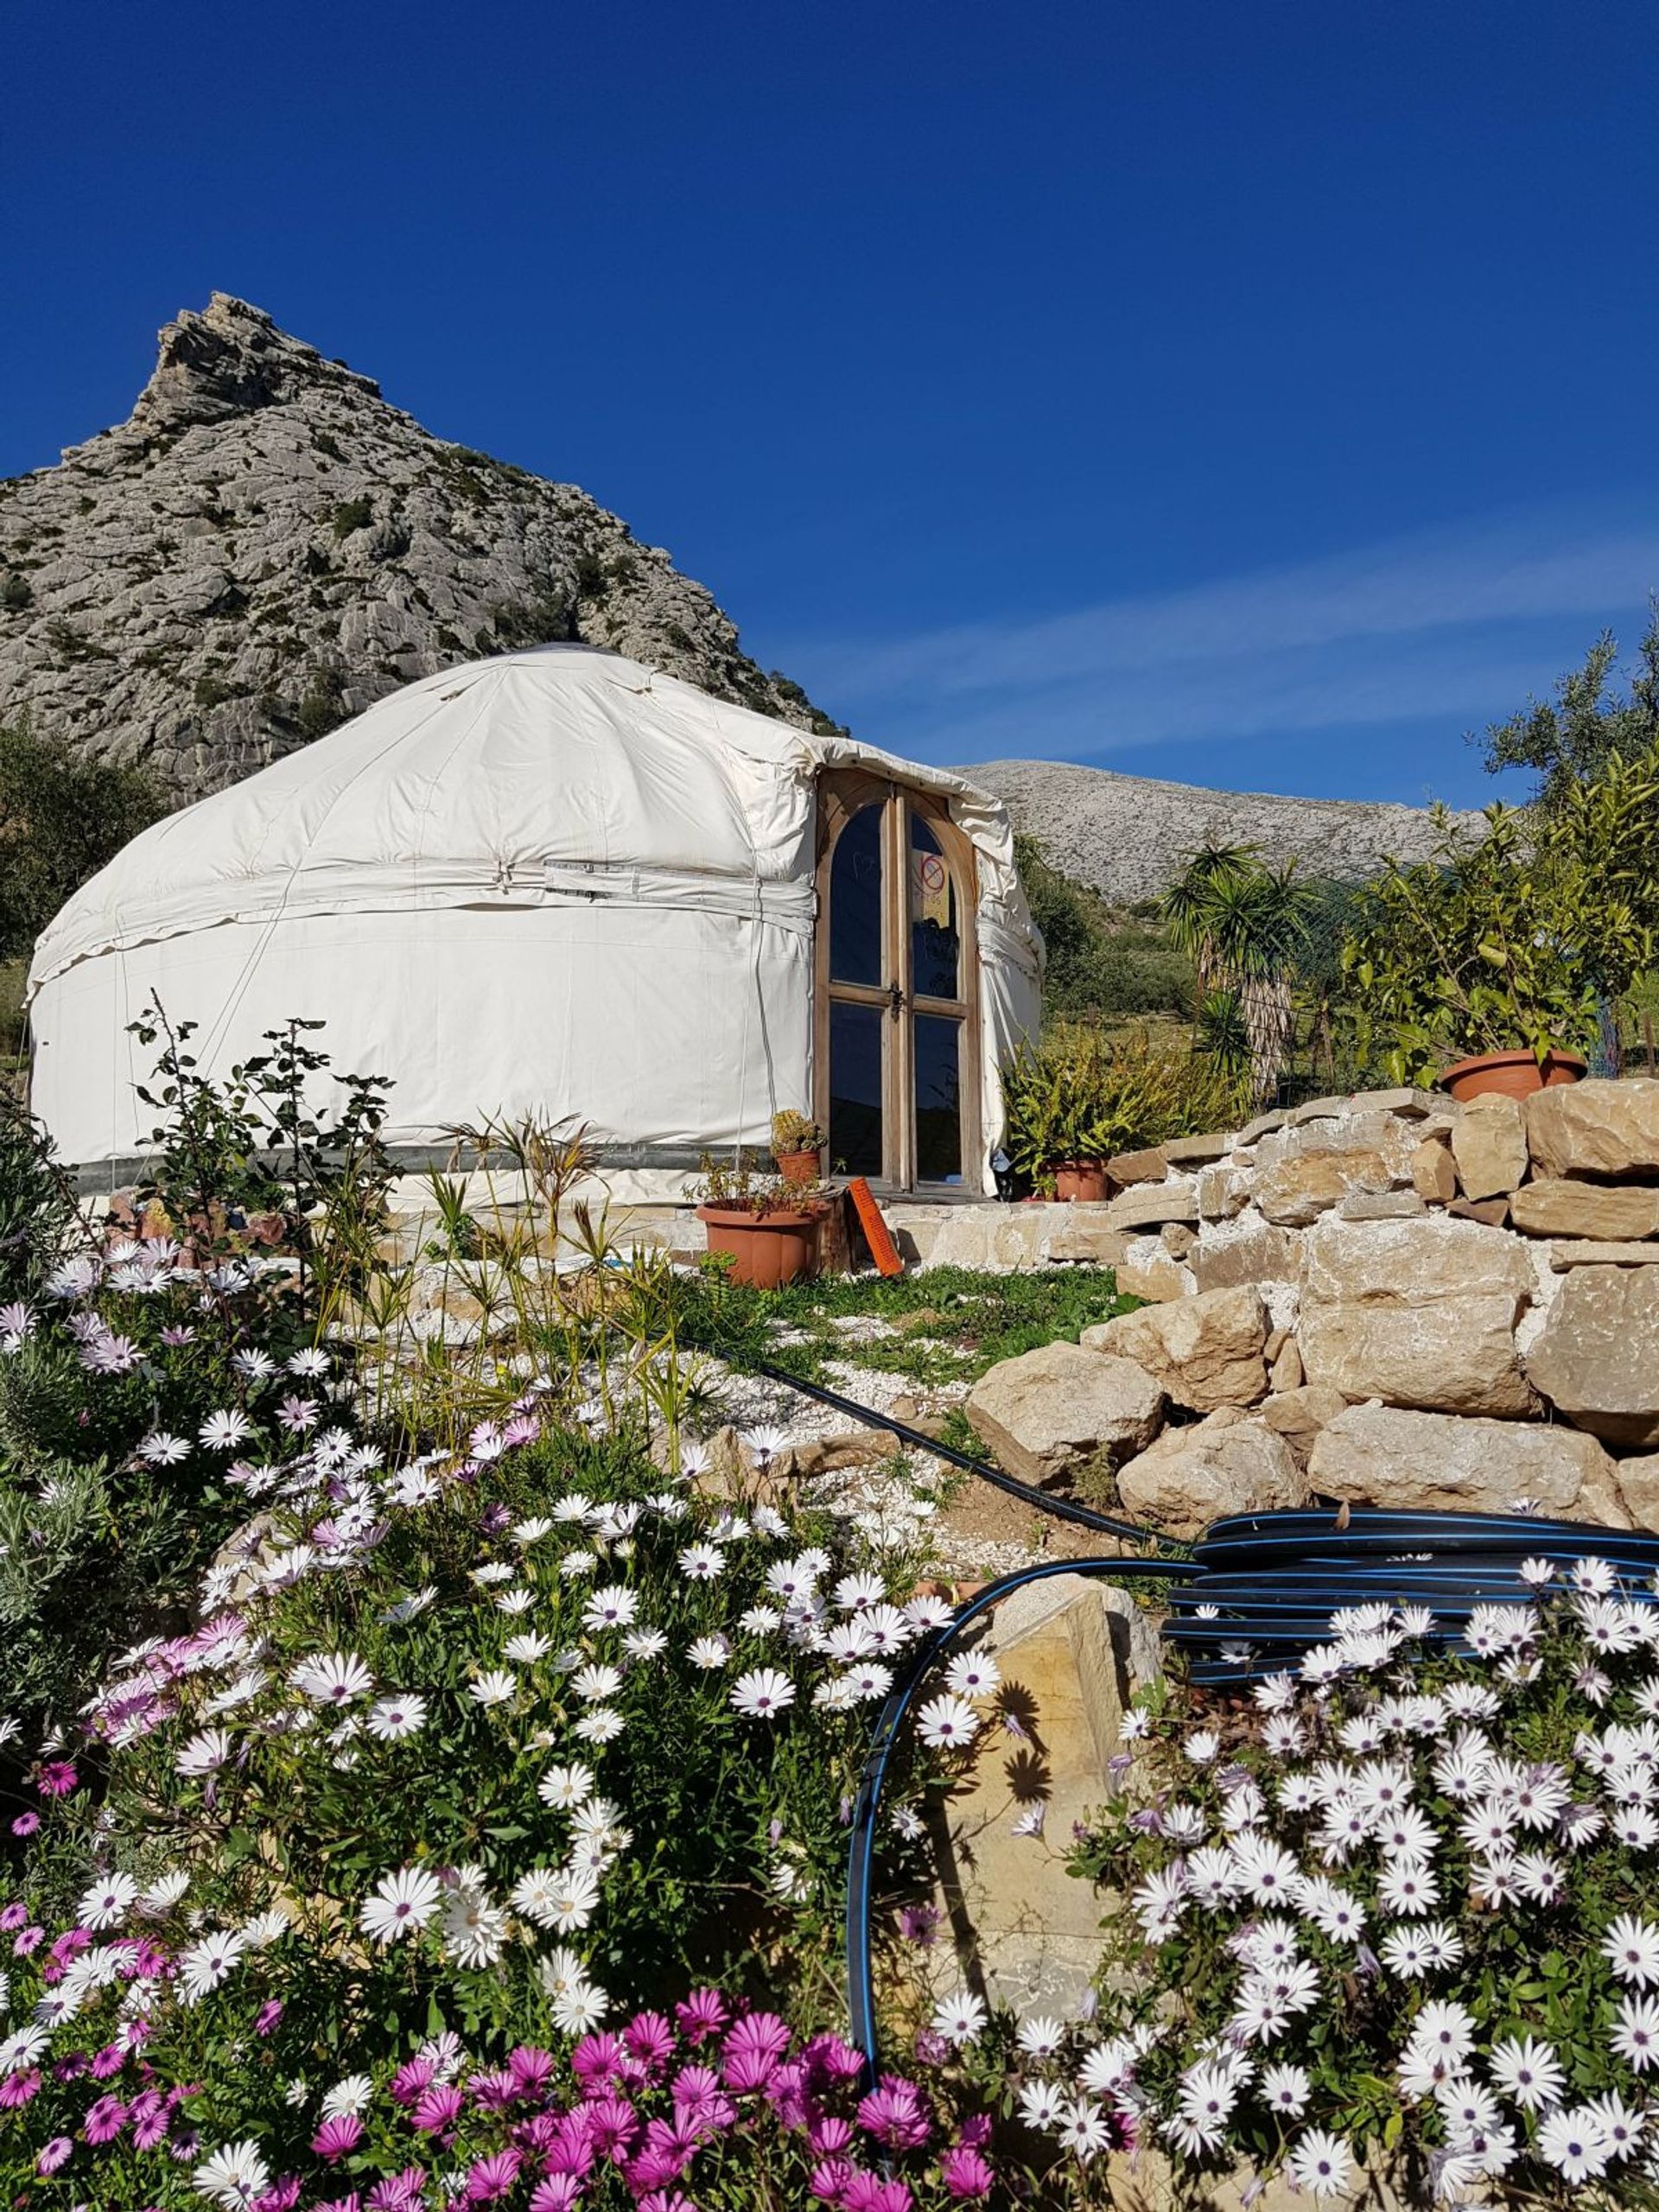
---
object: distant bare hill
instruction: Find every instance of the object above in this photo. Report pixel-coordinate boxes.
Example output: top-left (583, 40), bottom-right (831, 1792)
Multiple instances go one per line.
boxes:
top-left (0, 295), bottom-right (837, 799)
top-left (957, 757), bottom-right (1481, 900)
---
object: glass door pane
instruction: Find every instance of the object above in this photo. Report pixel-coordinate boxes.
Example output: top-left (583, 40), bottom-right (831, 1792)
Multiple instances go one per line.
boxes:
top-left (909, 813), bottom-right (961, 1001)
top-left (830, 1001), bottom-right (885, 1177)
top-left (830, 803), bottom-right (884, 984)
top-left (913, 1013), bottom-right (963, 1183)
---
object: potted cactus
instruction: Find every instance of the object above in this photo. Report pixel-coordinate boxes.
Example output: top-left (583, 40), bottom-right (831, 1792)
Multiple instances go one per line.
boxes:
top-left (687, 1154), bottom-right (823, 1289)
top-left (770, 1109), bottom-right (827, 1189)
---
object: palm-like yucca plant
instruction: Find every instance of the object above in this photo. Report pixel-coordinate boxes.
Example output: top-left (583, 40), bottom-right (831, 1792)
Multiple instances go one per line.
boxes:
top-left (1160, 843), bottom-right (1316, 1105)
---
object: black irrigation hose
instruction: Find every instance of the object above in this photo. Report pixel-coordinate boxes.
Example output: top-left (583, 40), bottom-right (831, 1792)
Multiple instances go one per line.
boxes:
top-left (751, 1358), bottom-right (1187, 1552)
top-left (745, 1356), bottom-right (1659, 2076)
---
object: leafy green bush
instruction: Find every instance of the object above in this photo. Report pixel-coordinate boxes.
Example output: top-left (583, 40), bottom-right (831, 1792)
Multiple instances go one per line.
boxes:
top-left (1000, 1022), bottom-right (1244, 1185)
top-left (1014, 836), bottom-right (1195, 1027)
top-left (1339, 747), bottom-right (1659, 1085)
top-left (0, 723), bottom-right (168, 964)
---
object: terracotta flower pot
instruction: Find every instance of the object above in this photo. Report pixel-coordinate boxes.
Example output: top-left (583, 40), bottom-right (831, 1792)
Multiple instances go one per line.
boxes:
top-left (773, 1147), bottom-right (823, 1188)
top-left (1438, 1049), bottom-right (1588, 1103)
top-left (1052, 1160), bottom-right (1113, 1204)
top-left (696, 1205), bottom-right (821, 1289)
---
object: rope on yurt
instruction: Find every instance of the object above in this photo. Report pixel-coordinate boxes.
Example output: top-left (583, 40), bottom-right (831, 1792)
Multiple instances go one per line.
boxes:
top-left (738, 1362), bottom-right (1659, 2085)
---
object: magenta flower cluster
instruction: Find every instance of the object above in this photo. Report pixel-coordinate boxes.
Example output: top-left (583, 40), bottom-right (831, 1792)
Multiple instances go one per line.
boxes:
top-left (285, 1997), bottom-right (995, 2212)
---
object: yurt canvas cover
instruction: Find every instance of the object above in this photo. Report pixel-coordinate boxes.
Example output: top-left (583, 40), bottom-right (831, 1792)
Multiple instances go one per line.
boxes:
top-left (28, 646), bottom-right (1042, 1193)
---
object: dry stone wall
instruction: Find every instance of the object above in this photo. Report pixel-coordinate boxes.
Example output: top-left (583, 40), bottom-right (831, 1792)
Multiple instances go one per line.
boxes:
top-left (963, 1078), bottom-right (1659, 1533)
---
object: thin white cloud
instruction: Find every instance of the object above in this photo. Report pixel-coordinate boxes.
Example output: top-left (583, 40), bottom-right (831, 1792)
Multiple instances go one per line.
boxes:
top-left (779, 506), bottom-right (1659, 770)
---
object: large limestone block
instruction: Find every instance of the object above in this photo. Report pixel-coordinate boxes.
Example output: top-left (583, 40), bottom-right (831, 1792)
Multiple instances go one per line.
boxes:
top-left (1525, 1267), bottom-right (1659, 1446)
top-left (1116, 1407), bottom-right (1307, 1536)
top-left (1527, 1077), bottom-right (1659, 1179)
top-left (1299, 1294), bottom-right (1535, 1415)
top-left (1082, 1287), bottom-right (1268, 1413)
top-left (1300, 1214), bottom-right (1534, 1305)
top-left (1450, 1093), bottom-right (1529, 1201)
top-left (1189, 1221), bottom-right (1301, 1290)
top-left (1510, 1179), bottom-right (1659, 1242)
top-left (965, 1343), bottom-right (1165, 1489)
top-left (1614, 1455), bottom-right (1659, 1531)
top-left (1106, 1145), bottom-right (1168, 1185)
top-left (933, 1576), bottom-right (1160, 2013)
top-left (1164, 1130), bottom-right (1236, 1165)
top-left (1259, 1381), bottom-right (1348, 1465)
top-left (1298, 1215), bottom-right (1535, 1416)
top-left (1254, 1147), bottom-right (1395, 1226)
top-left (1104, 1179), bottom-right (1200, 1230)
top-left (1308, 1401), bottom-right (1630, 1524)
top-left (1116, 1258), bottom-right (1191, 1303)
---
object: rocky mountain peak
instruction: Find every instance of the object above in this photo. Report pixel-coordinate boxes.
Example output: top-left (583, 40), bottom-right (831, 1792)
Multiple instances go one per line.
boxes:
top-left (1, 296), bottom-right (837, 798)
top-left (124, 293), bottom-right (385, 437)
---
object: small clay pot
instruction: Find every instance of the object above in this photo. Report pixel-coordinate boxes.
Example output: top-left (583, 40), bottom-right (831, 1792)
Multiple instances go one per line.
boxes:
top-left (696, 1205), bottom-right (821, 1288)
top-left (1439, 1050), bottom-right (1587, 1103)
top-left (1052, 1160), bottom-right (1113, 1204)
top-left (773, 1147), bottom-right (823, 1188)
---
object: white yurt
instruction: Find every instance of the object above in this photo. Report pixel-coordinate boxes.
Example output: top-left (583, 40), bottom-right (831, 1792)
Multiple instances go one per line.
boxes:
top-left (28, 645), bottom-right (1042, 1195)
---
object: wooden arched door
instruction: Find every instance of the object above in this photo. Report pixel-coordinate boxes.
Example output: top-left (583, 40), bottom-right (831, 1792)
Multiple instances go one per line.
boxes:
top-left (814, 772), bottom-right (981, 1192)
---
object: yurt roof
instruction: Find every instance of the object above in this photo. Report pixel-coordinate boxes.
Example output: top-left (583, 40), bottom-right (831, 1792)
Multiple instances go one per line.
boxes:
top-left (29, 645), bottom-right (1025, 997)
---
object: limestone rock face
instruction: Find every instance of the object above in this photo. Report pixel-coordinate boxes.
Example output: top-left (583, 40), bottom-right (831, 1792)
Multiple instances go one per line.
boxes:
top-left (0, 295), bottom-right (836, 797)
top-left (1509, 1179), bottom-right (1659, 1242)
top-left (951, 757), bottom-right (1484, 906)
top-left (1297, 1216), bottom-right (1535, 1415)
top-left (965, 1344), bottom-right (1165, 1490)
top-left (1450, 1094), bottom-right (1529, 1201)
top-left (1309, 1402), bottom-right (1630, 1524)
top-left (1525, 1268), bottom-right (1659, 1446)
top-left (1527, 1078), bottom-right (1659, 1181)
top-left (1082, 1287), bottom-right (1268, 1413)
top-left (1116, 1408), bottom-right (1306, 1536)
top-left (1254, 1148), bottom-right (1394, 1227)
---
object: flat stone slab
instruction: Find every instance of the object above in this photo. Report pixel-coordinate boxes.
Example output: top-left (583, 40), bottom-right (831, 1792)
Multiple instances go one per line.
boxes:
top-left (931, 1575), bottom-right (1160, 2015)
top-left (1548, 1239), bottom-right (1659, 1267)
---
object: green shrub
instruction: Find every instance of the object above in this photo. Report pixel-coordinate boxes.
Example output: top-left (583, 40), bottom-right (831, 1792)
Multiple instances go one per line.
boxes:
top-left (330, 495), bottom-right (374, 539)
top-left (1339, 747), bottom-right (1659, 1084)
top-left (0, 723), bottom-right (168, 964)
top-left (1000, 1021), bottom-right (1244, 1184)
top-left (1015, 835), bottom-right (1196, 1026)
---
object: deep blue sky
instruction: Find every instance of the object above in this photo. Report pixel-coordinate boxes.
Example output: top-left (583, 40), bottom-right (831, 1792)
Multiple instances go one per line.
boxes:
top-left (6, 2), bottom-right (1657, 804)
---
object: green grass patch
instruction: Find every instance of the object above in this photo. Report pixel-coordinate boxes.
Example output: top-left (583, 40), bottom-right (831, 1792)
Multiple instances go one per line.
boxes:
top-left (675, 1261), bottom-right (1138, 1388)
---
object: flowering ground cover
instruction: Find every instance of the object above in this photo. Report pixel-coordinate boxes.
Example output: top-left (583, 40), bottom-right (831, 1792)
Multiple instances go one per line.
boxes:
top-left (6, 1035), bottom-right (1659, 2207)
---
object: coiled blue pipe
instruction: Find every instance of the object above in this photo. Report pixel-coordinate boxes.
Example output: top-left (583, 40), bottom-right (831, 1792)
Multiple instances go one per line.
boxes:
top-left (750, 1362), bottom-right (1659, 2078)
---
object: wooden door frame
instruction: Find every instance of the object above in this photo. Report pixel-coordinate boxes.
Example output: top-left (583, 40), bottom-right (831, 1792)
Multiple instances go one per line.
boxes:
top-left (812, 770), bottom-right (982, 1192)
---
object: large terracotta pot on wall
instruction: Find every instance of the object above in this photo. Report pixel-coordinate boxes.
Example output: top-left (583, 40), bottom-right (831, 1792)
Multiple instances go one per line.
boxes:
top-left (1439, 1050), bottom-right (1588, 1103)
top-left (1052, 1160), bottom-right (1112, 1203)
top-left (696, 1205), bottom-right (821, 1289)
